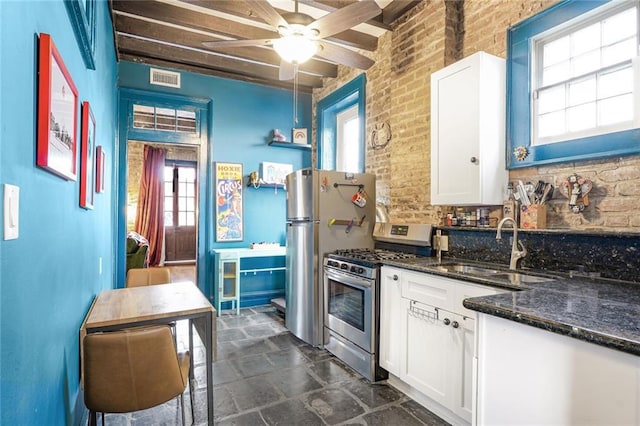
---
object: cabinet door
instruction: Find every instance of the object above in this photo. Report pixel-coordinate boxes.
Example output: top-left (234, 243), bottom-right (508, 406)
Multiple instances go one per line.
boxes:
top-left (403, 300), bottom-right (452, 408)
top-left (431, 51), bottom-right (506, 206)
top-left (379, 267), bottom-right (404, 376)
top-left (431, 58), bottom-right (480, 205)
top-left (451, 313), bottom-right (475, 423)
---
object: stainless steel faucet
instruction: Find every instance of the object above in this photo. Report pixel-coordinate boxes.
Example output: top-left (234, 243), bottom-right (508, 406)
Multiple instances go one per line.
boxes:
top-left (496, 217), bottom-right (527, 269)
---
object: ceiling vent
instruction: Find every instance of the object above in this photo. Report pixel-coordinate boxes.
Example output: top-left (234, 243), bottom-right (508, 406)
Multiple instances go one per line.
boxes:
top-left (149, 68), bottom-right (181, 88)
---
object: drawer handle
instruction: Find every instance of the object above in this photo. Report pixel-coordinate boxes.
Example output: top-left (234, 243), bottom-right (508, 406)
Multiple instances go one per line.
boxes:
top-left (392, 274), bottom-right (399, 281)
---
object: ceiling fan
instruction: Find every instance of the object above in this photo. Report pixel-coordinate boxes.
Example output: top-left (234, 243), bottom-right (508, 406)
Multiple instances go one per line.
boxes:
top-left (202, 0), bottom-right (382, 80)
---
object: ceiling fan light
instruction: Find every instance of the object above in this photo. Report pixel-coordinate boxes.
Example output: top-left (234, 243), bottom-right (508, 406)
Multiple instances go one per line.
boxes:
top-left (273, 35), bottom-right (318, 64)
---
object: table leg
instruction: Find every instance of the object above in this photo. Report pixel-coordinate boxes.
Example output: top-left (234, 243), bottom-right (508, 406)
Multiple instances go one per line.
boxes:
top-left (204, 311), bottom-right (214, 425)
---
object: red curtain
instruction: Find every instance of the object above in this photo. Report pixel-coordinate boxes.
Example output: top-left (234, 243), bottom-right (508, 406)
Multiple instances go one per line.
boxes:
top-left (135, 145), bottom-right (166, 266)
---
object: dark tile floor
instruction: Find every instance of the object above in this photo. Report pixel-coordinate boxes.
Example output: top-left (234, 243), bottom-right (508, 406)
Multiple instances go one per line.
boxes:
top-left (92, 306), bottom-right (450, 426)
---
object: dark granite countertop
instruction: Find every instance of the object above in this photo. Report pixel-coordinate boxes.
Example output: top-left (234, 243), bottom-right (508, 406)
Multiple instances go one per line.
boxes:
top-left (381, 257), bottom-right (640, 357)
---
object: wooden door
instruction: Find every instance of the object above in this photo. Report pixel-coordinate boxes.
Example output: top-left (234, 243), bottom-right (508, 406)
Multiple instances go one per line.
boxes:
top-left (164, 163), bottom-right (197, 262)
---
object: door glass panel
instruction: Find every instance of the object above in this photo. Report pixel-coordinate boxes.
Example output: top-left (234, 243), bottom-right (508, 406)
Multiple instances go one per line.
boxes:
top-left (327, 278), bottom-right (365, 331)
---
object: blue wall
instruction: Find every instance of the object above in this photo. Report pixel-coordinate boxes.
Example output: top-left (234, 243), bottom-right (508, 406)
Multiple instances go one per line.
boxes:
top-left (118, 62), bottom-right (312, 306)
top-left (0, 1), bottom-right (117, 424)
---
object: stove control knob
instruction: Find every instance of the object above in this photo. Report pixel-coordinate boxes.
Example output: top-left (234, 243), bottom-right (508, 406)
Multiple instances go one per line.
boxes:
top-left (341, 264), bottom-right (349, 270)
top-left (451, 321), bottom-right (459, 329)
top-left (392, 275), bottom-right (399, 281)
top-left (327, 261), bottom-right (337, 267)
top-left (358, 267), bottom-right (365, 274)
top-left (350, 266), bottom-right (364, 274)
top-left (443, 318), bottom-right (451, 326)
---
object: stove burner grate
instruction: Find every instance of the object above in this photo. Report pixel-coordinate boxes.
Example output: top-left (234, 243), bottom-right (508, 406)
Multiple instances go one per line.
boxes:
top-left (331, 248), bottom-right (419, 262)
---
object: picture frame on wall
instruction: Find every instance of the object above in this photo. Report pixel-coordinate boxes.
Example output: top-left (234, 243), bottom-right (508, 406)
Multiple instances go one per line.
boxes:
top-left (215, 162), bottom-right (243, 242)
top-left (95, 145), bottom-right (105, 194)
top-left (37, 33), bottom-right (79, 181)
top-left (80, 102), bottom-right (95, 209)
top-left (65, 0), bottom-right (96, 70)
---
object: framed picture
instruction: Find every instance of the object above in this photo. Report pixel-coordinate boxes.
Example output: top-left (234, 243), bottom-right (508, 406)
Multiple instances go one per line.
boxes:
top-left (65, 0), bottom-right (96, 70)
top-left (37, 33), bottom-right (79, 181)
top-left (215, 162), bottom-right (243, 242)
top-left (80, 102), bottom-right (95, 209)
top-left (95, 145), bottom-right (105, 193)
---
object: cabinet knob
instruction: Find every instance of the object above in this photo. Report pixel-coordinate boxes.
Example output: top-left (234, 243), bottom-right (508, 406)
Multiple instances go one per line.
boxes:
top-left (392, 275), bottom-right (399, 281)
top-left (470, 156), bottom-right (478, 164)
top-left (451, 321), bottom-right (459, 328)
top-left (443, 318), bottom-right (451, 326)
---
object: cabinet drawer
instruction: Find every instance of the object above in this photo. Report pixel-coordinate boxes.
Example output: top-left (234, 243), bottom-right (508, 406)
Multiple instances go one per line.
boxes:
top-left (401, 270), bottom-right (456, 312)
top-left (456, 282), bottom-right (501, 318)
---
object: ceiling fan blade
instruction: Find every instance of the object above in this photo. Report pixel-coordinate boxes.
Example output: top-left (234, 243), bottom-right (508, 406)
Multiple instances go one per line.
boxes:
top-left (248, 0), bottom-right (288, 29)
top-left (316, 41), bottom-right (374, 70)
top-left (279, 60), bottom-right (296, 81)
top-left (202, 39), bottom-right (273, 48)
top-left (310, 1), bottom-right (381, 39)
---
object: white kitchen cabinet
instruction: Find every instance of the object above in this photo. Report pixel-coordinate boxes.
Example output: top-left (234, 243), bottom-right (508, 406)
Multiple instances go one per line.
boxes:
top-left (380, 268), bottom-right (503, 425)
top-left (379, 266), bottom-right (405, 376)
top-left (477, 314), bottom-right (640, 426)
top-left (430, 51), bottom-right (507, 206)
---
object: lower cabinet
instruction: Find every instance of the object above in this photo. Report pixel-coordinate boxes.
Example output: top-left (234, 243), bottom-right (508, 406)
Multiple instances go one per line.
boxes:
top-left (380, 266), bottom-right (500, 425)
top-left (379, 266), bottom-right (404, 376)
top-left (477, 314), bottom-right (640, 425)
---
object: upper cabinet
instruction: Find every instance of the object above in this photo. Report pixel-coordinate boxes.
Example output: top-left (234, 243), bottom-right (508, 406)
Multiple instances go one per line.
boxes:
top-left (430, 52), bottom-right (508, 206)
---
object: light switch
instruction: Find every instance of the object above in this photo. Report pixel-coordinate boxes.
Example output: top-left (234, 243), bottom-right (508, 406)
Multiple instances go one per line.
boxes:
top-left (4, 184), bottom-right (19, 240)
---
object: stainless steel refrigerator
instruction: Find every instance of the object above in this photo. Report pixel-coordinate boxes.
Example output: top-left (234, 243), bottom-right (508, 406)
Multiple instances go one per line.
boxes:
top-left (285, 168), bottom-right (376, 347)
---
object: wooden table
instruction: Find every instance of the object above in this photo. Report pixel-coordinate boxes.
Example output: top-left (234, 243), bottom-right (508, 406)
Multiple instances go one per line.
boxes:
top-left (80, 282), bottom-right (216, 425)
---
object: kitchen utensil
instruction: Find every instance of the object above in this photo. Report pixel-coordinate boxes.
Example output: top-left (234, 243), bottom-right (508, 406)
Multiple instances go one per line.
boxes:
top-left (518, 180), bottom-right (531, 205)
top-left (540, 184), bottom-right (553, 205)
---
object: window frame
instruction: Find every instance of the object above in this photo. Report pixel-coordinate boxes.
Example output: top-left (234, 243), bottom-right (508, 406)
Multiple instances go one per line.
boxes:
top-left (506, 0), bottom-right (640, 169)
top-left (316, 74), bottom-right (366, 172)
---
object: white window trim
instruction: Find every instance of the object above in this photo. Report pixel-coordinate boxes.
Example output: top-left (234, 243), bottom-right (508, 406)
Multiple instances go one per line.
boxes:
top-left (530, 0), bottom-right (640, 146)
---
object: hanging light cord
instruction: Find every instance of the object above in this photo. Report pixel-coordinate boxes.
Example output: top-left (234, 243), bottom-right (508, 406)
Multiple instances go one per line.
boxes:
top-left (293, 63), bottom-right (299, 125)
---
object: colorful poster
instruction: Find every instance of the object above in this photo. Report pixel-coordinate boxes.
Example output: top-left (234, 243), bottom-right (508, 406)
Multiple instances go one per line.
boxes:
top-left (215, 162), bottom-right (243, 242)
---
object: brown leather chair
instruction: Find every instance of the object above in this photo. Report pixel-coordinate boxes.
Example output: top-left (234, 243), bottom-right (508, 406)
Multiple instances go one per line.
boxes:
top-left (83, 325), bottom-right (193, 425)
top-left (126, 267), bottom-right (171, 287)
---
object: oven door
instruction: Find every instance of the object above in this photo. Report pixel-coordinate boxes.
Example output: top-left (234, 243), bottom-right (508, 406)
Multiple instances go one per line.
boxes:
top-left (324, 267), bottom-right (373, 352)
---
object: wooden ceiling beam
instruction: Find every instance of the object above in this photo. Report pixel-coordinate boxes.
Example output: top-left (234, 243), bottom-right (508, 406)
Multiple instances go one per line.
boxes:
top-left (114, 14), bottom-right (338, 78)
top-left (177, 0), bottom-right (380, 51)
top-left (380, 0), bottom-right (422, 25)
top-left (117, 35), bottom-right (324, 88)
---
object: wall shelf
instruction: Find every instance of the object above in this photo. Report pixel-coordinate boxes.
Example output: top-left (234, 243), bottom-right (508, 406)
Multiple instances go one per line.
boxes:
top-left (268, 141), bottom-right (311, 150)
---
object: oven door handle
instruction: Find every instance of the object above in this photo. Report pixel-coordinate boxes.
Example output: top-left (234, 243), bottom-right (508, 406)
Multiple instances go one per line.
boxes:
top-left (324, 268), bottom-right (373, 289)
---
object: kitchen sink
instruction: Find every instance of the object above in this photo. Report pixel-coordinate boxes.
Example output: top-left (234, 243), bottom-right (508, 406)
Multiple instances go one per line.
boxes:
top-left (426, 262), bottom-right (557, 284)
top-left (429, 264), bottom-right (502, 276)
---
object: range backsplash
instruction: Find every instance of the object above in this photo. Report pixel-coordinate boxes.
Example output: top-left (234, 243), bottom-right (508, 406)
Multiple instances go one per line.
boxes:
top-left (438, 227), bottom-right (640, 283)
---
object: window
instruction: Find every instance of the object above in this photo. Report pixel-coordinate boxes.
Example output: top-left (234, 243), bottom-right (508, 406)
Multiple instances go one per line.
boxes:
top-left (336, 105), bottom-right (360, 173)
top-left (317, 74), bottom-right (366, 172)
top-left (506, 0), bottom-right (640, 169)
top-left (133, 104), bottom-right (197, 134)
top-left (532, 3), bottom-right (638, 145)
top-left (164, 163), bottom-right (196, 227)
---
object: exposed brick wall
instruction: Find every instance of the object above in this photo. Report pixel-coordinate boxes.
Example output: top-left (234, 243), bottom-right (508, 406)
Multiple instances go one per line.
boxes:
top-left (312, 0), bottom-right (640, 231)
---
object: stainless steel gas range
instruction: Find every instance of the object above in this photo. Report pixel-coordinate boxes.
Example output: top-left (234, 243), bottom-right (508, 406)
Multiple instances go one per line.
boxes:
top-left (323, 223), bottom-right (434, 381)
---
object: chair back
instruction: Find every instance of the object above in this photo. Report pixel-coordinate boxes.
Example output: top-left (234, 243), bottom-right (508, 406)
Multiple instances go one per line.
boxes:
top-left (126, 267), bottom-right (171, 287)
top-left (83, 326), bottom-right (188, 413)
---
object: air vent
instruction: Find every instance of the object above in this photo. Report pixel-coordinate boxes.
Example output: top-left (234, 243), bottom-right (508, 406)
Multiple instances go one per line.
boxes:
top-left (149, 68), bottom-right (181, 88)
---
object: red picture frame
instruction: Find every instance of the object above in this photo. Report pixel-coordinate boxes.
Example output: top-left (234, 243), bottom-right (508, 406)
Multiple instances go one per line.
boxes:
top-left (95, 145), bottom-right (105, 193)
top-left (80, 101), bottom-right (95, 209)
top-left (37, 33), bottom-right (79, 181)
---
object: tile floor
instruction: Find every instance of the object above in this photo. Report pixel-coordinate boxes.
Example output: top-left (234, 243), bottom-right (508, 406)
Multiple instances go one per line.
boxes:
top-left (91, 306), bottom-right (450, 426)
